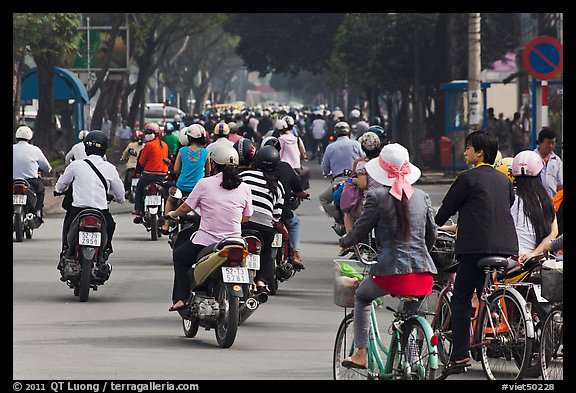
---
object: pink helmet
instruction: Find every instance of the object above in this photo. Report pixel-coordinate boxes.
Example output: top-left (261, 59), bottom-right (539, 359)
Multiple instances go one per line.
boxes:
top-left (511, 150), bottom-right (544, 177)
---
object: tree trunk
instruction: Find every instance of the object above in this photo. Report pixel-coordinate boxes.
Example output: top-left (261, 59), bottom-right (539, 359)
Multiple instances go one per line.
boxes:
top-left (35, 55), bottom-right (57, 155)
top-left (13, 49), bottom-right (26, 132)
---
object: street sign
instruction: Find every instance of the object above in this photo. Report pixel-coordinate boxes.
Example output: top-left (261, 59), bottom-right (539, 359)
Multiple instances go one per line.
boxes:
top-left (522, 36), bottom-right (563, 80)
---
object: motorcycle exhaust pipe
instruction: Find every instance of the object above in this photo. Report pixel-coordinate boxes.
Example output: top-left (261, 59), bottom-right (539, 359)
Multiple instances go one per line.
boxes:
top-left (255, 292), bottom-right (268, 304)
top-left (245, 297), bottom-right (259, 310)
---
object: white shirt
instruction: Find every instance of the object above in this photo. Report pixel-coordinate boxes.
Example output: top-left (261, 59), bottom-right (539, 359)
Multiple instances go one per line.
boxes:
top-left (206, 137), bottom-right (233, 154)
top-left (510, 196), bottom-right (536, 255)
top-left (13, 141), bottom-right (52, 179)
top-left (535, 148), bottom-right (563, 199)
top-left (312, 119), bottom-right (327, 140)
top-left (65, 142), bottom-right (88, 165)
top-left (55, 155), bottom-right (125, 209)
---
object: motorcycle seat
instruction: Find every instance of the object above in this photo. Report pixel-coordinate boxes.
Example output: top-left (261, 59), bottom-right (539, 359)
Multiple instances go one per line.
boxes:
top-left (196, 243), bottom-right (218, 262)
top-left (214, 237), bottom-right (246, 251)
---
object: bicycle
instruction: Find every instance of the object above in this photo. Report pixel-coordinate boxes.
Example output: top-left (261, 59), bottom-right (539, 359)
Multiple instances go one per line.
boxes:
top-left (332, 244), bottom-right (440, 380)
top-left (427, 254), bottom-right (536, 380)
top-left (539, 303), bottom-right (563, 380)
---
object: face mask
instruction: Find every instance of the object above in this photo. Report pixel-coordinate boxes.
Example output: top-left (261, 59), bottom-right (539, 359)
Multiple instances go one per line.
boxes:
top-left (144, 134), bottom-right (155, 142)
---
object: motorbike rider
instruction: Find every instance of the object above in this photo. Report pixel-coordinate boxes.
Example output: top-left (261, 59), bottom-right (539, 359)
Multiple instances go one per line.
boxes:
top-left (132, 122), bottom-right (169, 223)
top-left (239, 145), bottom-right (286, 293)
top-left (120, 130), bottom-right (146, 195)
top-left (206, 122), bottom-right (233, 154)
top-left (162, 122), bottom-right (180, 157)
top-left (165, 144), bottom-right (253, 312)
top-left (55, 131), bottom-right (125, 262)
top-left (64, 130), bottom-right (90, 165)
top-left (261, 136), bottom-right (309, 268)
top-left (161, 124), bottom-right (210, 234)
top-left (13, 125), bottom-right (52, 225)
top-left (318, 121), bottom-right (364, 219)
top-left (278, 116), bottom-right (311, 191)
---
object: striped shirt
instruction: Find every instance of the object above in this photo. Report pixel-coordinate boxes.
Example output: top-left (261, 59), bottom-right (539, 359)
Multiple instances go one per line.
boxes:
top-left (239, 169), bottom-right (285, 227)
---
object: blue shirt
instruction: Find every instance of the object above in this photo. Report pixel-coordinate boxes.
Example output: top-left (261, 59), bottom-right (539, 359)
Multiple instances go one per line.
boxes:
top-left (13, 141), bottom-right (52, 180)
top-left (321, 136), bottom-right (364, 177)
top-left (176, 146), bottom-right (209, 192)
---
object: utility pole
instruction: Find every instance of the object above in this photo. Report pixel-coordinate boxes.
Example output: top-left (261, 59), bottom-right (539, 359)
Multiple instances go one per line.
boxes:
top-left (468, 13), bottom-right (482, 130)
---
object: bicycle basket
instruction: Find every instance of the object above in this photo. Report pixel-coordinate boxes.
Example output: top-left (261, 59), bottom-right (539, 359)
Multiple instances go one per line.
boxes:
top-left (430, 234), bottom-right (456, 270)
top-left (333, 260), bottom-right (364, 308)
top-left (541, 258), bottom-right (563, 302)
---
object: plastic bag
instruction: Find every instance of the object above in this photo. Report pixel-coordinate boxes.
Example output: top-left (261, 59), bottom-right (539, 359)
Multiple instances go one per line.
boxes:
top-left (541, 258), bottom-right (563, 302)
top-left (334, 261), bottom-right (362, 307)
top-left (340, 178), bottom-right (363, 213)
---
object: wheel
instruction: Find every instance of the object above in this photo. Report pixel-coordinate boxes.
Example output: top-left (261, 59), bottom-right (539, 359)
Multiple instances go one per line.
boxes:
top-left (78, 255), bottom-right (92, 302)
top-left (479, 290), bottom-right (533, 380)
top-left (540, 307), bottom-right (563, 380)
top-left (422, 287), bottom-right (453, 366)
top-left (400, 318), bottom-right (438, 380)
top-left (25, 224), bottom-right (33, 239)
top-left (150, 214), bottom-right (158, 241)
top-left (183, 317), bottom-right (199, 338)
top-left (14, 212), bottom-right (24, 242)
top-left (333, 312), bottom-right (370, 380)
top-left (524, 299), bottom-right (551, 378)
top-left (215, 282), bottom-right (239, 348)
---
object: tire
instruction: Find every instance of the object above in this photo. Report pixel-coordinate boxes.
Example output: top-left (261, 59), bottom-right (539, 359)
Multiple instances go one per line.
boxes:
top-left (540, 307), bottom-right (563, 380)
top-left (333, 312), bottom-right (370, 380)
top-left (525, 299), bottom-right (551, 378)
top-left (14, 212), bottom-right (24, 242)
top-left (215, 282), bottom-right (239, 348)
top-left (183, 317), bottom-right (199, 338)
top-left (479, 290), bottom-right (533, 380)
top-left (79, 255), bottom-right (92, 302)
top-left (150, 213), bottom-right (158, 241)
top-left (25, 224), bottom-right (33, 239)
top-left (400, 318), bottom-right (438, 380)
top-left (424, 287), bottom-right (452, 366)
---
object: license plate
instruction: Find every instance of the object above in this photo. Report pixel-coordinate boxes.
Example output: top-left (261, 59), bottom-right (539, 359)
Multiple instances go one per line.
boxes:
top-left (79, 231), bottom-right (101, 246)
top-left (245, 254), bottom-right (260, 270)
top-left (13, 194), bottom-right (27, 205)
top-left (145, 195), bottom-right (162, 206)
top-left (221, 266), bottom-right (250, 283)
top-left (131, 178), bottom-right (139, 186)
top-left (532, 284), bottom-right (549, 303)
top-left (271, 233), bottom-right (283, 247)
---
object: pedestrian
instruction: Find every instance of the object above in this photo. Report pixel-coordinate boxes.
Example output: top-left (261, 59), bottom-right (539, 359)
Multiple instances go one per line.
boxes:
top-left (338, 143), bottom-right (438, 370)
top-left (101, 112), bottom-right (113, 145)
top-left (434, 129), bottom-right (518, 374)
top-left (534, 128), bottom-right (563, 200)
top-left (116, 119), bottom-right (132, 155)
top-left (510, 112), bottom-right (528, 155)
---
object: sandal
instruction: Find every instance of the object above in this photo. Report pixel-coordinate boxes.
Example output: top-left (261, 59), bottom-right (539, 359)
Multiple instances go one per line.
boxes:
top-left (169, 301), bottom-right (189, 312)
top-left (442, 358), bottom-right (471, 376)
top-left (341, 357), bottom-right (367, 369)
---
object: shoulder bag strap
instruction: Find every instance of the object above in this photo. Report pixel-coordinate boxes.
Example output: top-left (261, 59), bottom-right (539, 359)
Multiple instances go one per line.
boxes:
top-left (83, 159), bottom-right (109, 194)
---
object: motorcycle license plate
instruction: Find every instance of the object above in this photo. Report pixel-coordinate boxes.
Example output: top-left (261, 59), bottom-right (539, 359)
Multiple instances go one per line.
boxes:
top-left (221, 266), bottom-right (250, 283)
top-left (13, 194), bottom-right (27, 205)
top-left (79, 231), bottom-right (101, 246)
top-left (245, 254), bottom-right (260, 270)
top-left (271, 233), bottom-right (283, 248)
top-left (145, 195), bottom-right (162, 206)
top-left (131, 178), bottom-right (139, 186)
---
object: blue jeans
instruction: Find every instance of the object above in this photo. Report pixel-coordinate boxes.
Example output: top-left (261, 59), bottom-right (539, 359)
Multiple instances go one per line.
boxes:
top-left (286, 211), bottom-right (301, 251)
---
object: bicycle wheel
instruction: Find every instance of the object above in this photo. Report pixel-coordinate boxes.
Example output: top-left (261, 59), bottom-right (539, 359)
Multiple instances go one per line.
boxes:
top-left (400, 318), bottom-right (438, 380)
top-left (479, 289), bottom-right (534, 380)
top-left (333, 312), bottom-right (370, 380)
top-left (540, 307), bottom-right (563, 380)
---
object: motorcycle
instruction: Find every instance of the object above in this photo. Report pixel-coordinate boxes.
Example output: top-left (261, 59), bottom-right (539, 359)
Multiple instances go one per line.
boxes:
top-left (238, 229), bottom-right (267, 325)
top-left (327, 169), bottom-right (352, 237)
top-left (175, 229), bottom-right (251, 348)
top-left (136, 180), bottom-right (166, 241)
top-left (268, 219), bottom-right (303, 295)
top-left (126, 170), bottom-right (140, 204)
top-left (54, 201), bottom-right (112, 302)
top-left (12, 179), bottom-right (41, 242)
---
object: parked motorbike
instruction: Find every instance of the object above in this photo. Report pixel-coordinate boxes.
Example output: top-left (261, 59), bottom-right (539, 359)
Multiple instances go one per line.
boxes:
top-left (175, 231), bottom-right (251, 348)
top-left (12, 179), bottom-right (41, 242)
top-left (53, 197), bottom-right (113, 302)
top-left (136, 180), bottom-right (166, 241)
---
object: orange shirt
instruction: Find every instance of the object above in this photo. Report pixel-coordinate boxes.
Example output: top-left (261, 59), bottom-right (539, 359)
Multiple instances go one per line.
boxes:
top-left (552, 189), bottom-right (563, 212)
top-left (138, 138), bottom-right (169, 173)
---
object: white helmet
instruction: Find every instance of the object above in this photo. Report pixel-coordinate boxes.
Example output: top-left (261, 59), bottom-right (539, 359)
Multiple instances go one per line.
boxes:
top-left (349, 109), bottom-right (361, 118)
top-left (78, 130), bottom-right (90, 141)
top-left (178, 127), bottom-right (191, 146)
top-left (15, 126), bottom-right (33, 141)
top-left (282, 115), bottom-right (295, 127)
top-left (274, 119), bottom-right (288, 131)
top-left (211, 144), bottom-right (239, 166)
top-left (186, 124), bottom-right (204, 139)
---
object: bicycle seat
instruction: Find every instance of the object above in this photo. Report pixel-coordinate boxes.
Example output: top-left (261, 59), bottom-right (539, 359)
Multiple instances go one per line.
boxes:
top-left (476, 256), bottom-right (508, 269)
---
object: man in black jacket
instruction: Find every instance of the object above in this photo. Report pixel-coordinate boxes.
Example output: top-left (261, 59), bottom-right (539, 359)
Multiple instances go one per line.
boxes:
top-left (435, 130), bottom-right (518, 373)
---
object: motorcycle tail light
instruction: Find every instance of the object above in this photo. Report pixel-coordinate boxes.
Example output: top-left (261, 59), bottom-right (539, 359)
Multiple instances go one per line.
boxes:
top-left (329, 135), bottom-right (335, 141)
top-left (13, 184), bottom-right (29, 194)
top-left (80, 216), bottom-right (102, 230)
top-left (218, 247), bottom-right (248, 263)
top-left (245, 236), bottom-right (262, 254)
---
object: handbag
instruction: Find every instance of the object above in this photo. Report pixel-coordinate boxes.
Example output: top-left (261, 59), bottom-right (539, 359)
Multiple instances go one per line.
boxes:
top-left (340, 178), bottom-right (363, 214)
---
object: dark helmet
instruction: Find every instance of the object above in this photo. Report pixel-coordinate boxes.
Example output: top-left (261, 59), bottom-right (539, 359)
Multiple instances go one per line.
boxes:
top-left (83, 130), bottom-right (108, 156)
top-left (261, 135), bottom-right (281, 152)
top-left (334, 121), bottom-right (351, 136)
top-left (233, 138), bottom-right (257, 166)
top-left (254, 145), bottom-right (280, 172)
top-left (367, 125), bottom-right (387, 141)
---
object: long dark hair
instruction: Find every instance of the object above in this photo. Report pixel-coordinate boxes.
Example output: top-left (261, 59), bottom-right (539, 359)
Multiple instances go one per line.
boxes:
top-left (261, 171), bottom-right (281, 200)
top-left (514, 176), bottom-right (555, 245)
top-left (214, 163), bottom-right (242, 190)
top-left (393, 194), bottom-right (411, 242)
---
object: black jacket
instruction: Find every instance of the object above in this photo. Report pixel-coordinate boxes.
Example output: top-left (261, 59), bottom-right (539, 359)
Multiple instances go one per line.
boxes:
top-left (435, 165), bottom-right (518, 257)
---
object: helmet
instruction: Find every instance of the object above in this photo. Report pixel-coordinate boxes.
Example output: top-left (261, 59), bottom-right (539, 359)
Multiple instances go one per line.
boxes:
top-left (282, 115), bottom-right (295, 127)
top-left (511, 150), bottom-right (544, 177)
top-left (78, 130), bottom-right (90, 141)
top-left (233, 138), bottom-right (257, 166)
top-left (178, 127), bottom-right (190, 146)
top-left (227, 121), bottom-right (238, 134)
top-left (211, 144), bottom-right (239, 166)
top-left (349, 109), bottom-right (361, 119)
top-left (254, 145), bottom-right (280, 172)
top-left (359, 131), bottom-right (380, 151)
top-left (261, 135), bottom-right (281, 151)
top-left (83, 131), bottom-right (108, 156)
top-left (274, 119), bottom-right (288, 132)
top-left (133, 130), bottom-right (144, 141)
top-left (15, 125), bottom-right (33, 141)
top-left (494, 150), bottom-right (503, 167)
top-left (144, 122), bottom-right (161, 135)
top-left (495, 157), bottom-right (514, 182)
top-left (334, 121), bottom-right (351, 136)
top-left (186, 124), bottom-right (205, 139)
top-left (367, 125), bottom-right (387, 140)
top-left (213, 122), bottom-right (230, 136)
top-left (164, 122), bottom-right (174, 133)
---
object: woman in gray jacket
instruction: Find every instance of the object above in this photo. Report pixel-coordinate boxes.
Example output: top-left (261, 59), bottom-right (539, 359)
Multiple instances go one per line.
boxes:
top-left (338, 143), bottom-right (437, 369)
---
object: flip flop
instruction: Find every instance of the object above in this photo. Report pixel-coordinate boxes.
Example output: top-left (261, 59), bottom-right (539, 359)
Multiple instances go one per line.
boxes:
top-left (341, 358), bottom-right (367, 369)
top-left (169, 302), bottom-right (189, 312)
top-left (442, 359), bottom-right (471, 376)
